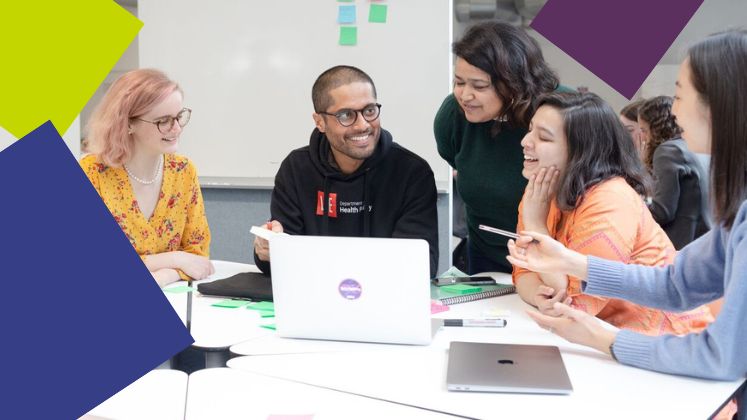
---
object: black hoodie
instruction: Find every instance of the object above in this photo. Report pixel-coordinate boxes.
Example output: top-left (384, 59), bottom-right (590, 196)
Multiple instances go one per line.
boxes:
top-left (255, 128), bottom-right (439, 277)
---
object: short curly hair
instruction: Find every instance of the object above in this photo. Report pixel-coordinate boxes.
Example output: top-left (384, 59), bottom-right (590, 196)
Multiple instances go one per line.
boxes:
top-left (638, 96), bottom-right (682, 170)
top-left (453, 21), bottom-right (559, 135)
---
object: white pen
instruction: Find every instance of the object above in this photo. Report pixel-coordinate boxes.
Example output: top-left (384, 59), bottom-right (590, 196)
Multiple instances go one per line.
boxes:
top-left (478, 224), bottom-right (519, 239)
top-left (444, 318), bottom-right (507, 328)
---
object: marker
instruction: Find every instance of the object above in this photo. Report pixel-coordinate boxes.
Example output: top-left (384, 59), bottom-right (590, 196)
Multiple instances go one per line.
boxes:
top-left (444, 318), bottom-right (507, 328)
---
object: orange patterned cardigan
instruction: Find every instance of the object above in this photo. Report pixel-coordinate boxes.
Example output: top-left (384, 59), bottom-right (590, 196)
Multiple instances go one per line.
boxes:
top-left (513, 177), bottom-right (712, 335)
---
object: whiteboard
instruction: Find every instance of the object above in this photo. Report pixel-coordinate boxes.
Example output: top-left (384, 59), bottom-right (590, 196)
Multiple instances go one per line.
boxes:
top-left (138, 0), bottom-right (452, 184)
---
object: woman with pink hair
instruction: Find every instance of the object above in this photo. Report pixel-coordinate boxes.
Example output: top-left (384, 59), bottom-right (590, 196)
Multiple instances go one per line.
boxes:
top-left (81, 69), bottom-right (213, 287)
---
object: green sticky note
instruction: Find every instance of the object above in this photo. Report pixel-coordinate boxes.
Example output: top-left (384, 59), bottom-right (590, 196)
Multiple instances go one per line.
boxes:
top-left (369, 4), bottom-right (388, 23)
top-left (259, 310), bottom-right (275, 318)
top-left (339, 26), bottom-right (357, 46)
top-left (212, 299), bottom-right (250, 308)
top-left (246, 301), bottom-right (275, 311)
top-left (163, 285), bottom-right (195, 293)
top-left (260, 324), bottom-right (277, 330)
top-left (441, 284), bottom-right (483, 294)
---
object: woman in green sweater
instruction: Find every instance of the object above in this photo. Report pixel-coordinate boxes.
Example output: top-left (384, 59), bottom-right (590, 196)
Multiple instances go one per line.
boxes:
top-left (434, 21), bottom-right (562, 273)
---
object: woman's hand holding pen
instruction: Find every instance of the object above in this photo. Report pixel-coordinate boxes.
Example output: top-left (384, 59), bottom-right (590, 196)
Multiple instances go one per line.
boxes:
top-left (506, 231), bottom-right (588, 283)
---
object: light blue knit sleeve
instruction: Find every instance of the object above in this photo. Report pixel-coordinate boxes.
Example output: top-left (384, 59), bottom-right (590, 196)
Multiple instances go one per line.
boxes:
top-left (584, 227), bottom-right (724, 312)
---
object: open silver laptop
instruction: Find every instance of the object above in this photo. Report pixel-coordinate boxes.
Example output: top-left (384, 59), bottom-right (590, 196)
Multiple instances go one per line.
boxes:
top-left (447, 342), bottom-right (573, 394)
top-left (269, 235), bottom-right (433, 345)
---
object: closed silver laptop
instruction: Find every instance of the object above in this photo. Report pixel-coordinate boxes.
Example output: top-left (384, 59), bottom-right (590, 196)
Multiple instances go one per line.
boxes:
top-left (447, 342), bottom-right (573, 394)
top-left (269, 235), bottom-right (433, 345)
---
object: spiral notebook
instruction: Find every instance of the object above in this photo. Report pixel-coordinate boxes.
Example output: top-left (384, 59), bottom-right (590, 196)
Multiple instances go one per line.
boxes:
top-left (431, 283), bottom-right (515, 305)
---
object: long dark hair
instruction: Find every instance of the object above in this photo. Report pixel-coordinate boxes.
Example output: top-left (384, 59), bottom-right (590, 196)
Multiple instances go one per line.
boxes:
top-left (537, 92), bottom-right (651, 211)
top-left (687, 29), bottom-right (747, 229)
top-left (453, 21), bottom-right (559, 135)
top-left (638, 96), bottom-right (682, 170)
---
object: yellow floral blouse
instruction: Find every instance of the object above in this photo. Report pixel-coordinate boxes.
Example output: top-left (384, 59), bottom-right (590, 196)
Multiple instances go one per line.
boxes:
top-left (80, 154), bottom-right (211, 279)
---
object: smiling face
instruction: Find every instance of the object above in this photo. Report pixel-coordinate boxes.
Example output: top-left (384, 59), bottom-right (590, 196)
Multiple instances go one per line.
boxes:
top-left (130, 90), bottom-right (184, 157)
top-left (453, 57), bottom-right (504, 123)
top-left (312, 81), bottom-right (381, 174)
top-left (520, 105), bottom-right (569, 180)
top-left (672, 58), bottom-right (712, 154)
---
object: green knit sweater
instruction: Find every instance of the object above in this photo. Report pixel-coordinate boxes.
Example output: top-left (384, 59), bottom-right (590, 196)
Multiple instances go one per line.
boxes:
top-left (434, 94), bottom-right (527, 270)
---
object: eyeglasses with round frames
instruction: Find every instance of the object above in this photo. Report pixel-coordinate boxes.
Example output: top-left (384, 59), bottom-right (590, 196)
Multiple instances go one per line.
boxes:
top-left (134, 108), bottom-right (192, 134)
top-left (317, 103), bottom-right (381, 127)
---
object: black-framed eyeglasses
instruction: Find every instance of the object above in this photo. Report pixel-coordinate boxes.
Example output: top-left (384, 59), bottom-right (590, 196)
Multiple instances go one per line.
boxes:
top-left (134, 108), bottom-right (192, 134)
top-left (317, 103), bottom-right (381, 127)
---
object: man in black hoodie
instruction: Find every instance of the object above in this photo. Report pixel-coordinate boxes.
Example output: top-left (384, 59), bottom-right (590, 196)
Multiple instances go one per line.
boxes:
top-left (253, 65), bottom-right (438, 277)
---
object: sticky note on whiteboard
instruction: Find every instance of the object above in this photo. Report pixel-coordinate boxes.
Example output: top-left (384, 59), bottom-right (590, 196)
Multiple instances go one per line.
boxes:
top-left (369, 4), bottom-right (387, 23)
top-left (338, 5), bottom-right (356, 24)
top-left (339, 26), bottom-right (357, 46)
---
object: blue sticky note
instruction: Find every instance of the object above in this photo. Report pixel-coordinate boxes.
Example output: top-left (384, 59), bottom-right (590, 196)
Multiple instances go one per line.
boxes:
top-left (338, 5), bottom-right (356, 24)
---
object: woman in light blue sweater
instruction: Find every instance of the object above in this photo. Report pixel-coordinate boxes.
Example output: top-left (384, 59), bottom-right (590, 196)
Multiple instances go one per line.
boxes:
top-left (506, 30), bottom-right (747, 417)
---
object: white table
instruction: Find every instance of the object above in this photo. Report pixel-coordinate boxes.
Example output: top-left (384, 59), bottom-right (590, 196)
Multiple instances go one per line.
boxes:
top-left (227, 273), bottom-right (743, 420)
top-left (162, 260), bottom-right (273, 366)
top-left (84, 370), bottom-right (187, 420)
top-left (185, 368), bottom-right (458, 420)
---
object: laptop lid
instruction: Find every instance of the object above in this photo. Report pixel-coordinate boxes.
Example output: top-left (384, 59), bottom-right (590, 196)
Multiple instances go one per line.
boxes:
top-left (269, 235), bottom-right (433, 345)
top-left (447, 342), bottom-right (573, 394)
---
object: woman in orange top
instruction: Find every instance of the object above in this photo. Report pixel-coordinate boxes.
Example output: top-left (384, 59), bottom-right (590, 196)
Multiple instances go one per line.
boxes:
top-left (512, 92), bottom-right (712, 335)
top-left (81, 69), bottom-right (213, 287)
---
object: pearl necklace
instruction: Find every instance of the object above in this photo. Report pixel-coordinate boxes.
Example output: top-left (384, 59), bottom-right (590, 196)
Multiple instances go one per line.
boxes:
top-left (124, 155), bottom-right (163, 185)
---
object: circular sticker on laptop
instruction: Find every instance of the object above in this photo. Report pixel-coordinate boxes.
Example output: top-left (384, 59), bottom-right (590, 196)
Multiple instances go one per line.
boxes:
top-left (338, 279), bottom-right (362, 300)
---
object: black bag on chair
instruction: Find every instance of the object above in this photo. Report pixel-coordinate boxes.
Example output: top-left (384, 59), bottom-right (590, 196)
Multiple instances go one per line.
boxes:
top-left (197, 272), bottom-right (273, 301)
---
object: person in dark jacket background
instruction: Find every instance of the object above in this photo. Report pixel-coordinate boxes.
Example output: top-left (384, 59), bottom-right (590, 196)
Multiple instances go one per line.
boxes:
top-left (253, 65), bottom-right (439, 277)
top-left (639, 95), bottom-right (711, 249)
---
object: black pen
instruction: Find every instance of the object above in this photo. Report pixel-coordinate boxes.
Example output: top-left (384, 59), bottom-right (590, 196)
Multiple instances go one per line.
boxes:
top-left (444, 318), bottom-right (507, 327)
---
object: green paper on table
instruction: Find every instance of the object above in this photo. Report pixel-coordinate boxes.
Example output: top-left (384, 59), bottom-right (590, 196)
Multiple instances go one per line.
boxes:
top-left (212, 299), bottom-right (250, 308)
top-left (163, 285), bottom-right (195, 293)
top-left (260, 324), bottom-right (276, 330)
top-left (440, 284), bottom-right (483, 294)
top-left (246, 301), bottom-right (275, 311)
top-left (259, 310), bottom-right (275, 318)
